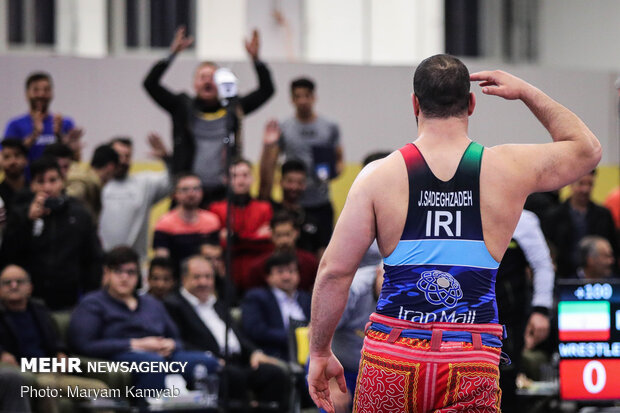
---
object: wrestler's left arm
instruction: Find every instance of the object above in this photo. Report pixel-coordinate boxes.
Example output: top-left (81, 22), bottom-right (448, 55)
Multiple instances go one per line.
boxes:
top-left (308, 170), bottom-right (376, 412)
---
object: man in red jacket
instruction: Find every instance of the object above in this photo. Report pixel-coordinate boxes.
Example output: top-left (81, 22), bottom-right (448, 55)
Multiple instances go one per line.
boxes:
top-left (209, 158), bottom-right (273, 295)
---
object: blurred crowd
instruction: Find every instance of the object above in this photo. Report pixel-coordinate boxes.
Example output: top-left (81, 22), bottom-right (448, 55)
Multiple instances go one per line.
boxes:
top-left (0, 28), bottom-right (618, 413)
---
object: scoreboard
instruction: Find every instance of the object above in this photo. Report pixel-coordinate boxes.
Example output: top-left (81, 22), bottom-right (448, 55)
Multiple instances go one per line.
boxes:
top-left (557, 280), bottom-right (620, 401)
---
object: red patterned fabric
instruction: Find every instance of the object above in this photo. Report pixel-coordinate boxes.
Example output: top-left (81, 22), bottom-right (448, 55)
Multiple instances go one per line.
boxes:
top-left (353, 317), bottom-right (502, 412)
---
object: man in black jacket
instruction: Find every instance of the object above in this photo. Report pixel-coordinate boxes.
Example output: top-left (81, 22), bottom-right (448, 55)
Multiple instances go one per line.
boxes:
top-left (543, 170), bottom-right (617, 278)
top-left (1, 156), bottom-right (102, 310)
top-left (164, 255), bottom-right (289, 412)
top-left (143, 27), bottom-right (274, 205)
top-left (0, 264), bottom-right (107, 412)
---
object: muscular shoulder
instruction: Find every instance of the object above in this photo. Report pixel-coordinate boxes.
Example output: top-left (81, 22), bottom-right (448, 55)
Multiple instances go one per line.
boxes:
top-left (352, 150), bottom-right (406, 199)
top-left (481, 144), bottom-right (535, 198)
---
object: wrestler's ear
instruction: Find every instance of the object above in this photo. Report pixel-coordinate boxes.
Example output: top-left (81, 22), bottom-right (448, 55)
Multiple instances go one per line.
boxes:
top-left (468, 92), bottom-right (475, 116)
top-left (412, 93), bottom-right (420, 117)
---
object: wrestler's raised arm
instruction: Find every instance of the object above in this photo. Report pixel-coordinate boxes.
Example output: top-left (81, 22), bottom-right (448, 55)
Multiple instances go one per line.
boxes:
top-left (471, 70), bottom-right (601, 196)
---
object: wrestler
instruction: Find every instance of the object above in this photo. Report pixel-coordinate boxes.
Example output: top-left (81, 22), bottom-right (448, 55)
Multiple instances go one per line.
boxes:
top-left (308, 54), bottom-right (601, 412)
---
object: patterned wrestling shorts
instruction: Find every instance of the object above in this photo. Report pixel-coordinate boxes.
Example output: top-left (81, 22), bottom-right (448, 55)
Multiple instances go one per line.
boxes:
top-left (353, 313), bottom-right (504, 413)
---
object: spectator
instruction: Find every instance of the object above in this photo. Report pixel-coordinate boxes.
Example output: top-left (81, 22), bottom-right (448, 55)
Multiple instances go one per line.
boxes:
top-left (0, 139), bottom-right (28, 216)
top-left (259, 76), bottom-right (344, 246)
top-left (246, 210), bottom-right (319, 293)
top-left (0, 367), bottom-right (32, 412)
top-left (268, 158), bottom-right (324, 256)
top-left (199, 241), bottom-right (233, 299)
top-left (575, 236), bottom-right (616, 279)
top-left (496, 209), bottom-right (555, 412)
top-left (65, 144), bottom-right (119, 224)
top-left (164, 255), bottom-right (289, 412)
top-left (153, 173), bottom-right (221, 276)
top-left (143, 27), bottom-right (274, 206)
top-left (42, 142), bottom-right (73, 180)
top-left (543, 170), bottom-right (617, 278)
top-left (146, 256), bottom-right (176, 300)
top-left (1, 156), bottom-right (102, 310)
top-left (200, 242), bottom-right (226, 278)
top-left (99, 135), bottom-right (171, 263)
top-left (68, 246), bottom-right (219, 399)
top-left (0, 265), bottom-right (108, 412)
top-left (604, 186), bottom-right (620, 230)
top-left (209, 158), bottom-right (273, 294)
top-left (242, 251), bottom-right (311, 360)
top-left (3, 71), bottom-right (82, 163)
top-left (524, 191), bottom-right (560, 223)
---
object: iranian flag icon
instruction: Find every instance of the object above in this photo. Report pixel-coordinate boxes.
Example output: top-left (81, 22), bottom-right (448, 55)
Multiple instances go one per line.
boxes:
top-left (558, 301), bottom-right (610, 342)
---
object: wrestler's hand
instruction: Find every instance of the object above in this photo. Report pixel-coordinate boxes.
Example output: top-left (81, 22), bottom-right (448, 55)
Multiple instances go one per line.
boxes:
top-left (524, 312), bottom-right (550, 350)
top-left (170, 26), bottom-right (194, 54)
top-left (308, 352), bottom-right (346, 413)
top-left (330, 378), bottom-right (351, 413)
top-left (470, 70), bottom-right (532, 101)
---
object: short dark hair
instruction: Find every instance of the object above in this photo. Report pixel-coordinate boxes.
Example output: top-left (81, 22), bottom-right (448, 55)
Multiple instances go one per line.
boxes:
top-left (25, 72), bottom-right (52, 90)
top-left (413, 54), bottom-right (470, 118)
top-left (281, 159), bottom-right (307, 176)
top-left (180, 255), bottom-right (213, 279)
top-left (43, 143), bottom-right (73, 160)
top-left (231, 157), bottom-right (252, 169)
top-left (1, 139), bottom-right (28, 157)
top-left (174, 172), bottom-right (202, 189)
top-left (265, 251), bottom-right (298, 275)
top-left (363, 151), bottom-right (391, 167)
top-left (91, 144), bottom-right (119, 169)
top-left (270, 209), bottom-right (297, 230)
top-left (30, 156), bottom-right (61, 180)
top-left (291, 77), bottom-right (315, 94)
top-left (148, 257), bottom-right (174, 278)
top-left (109, 136), bottom-right (133, 147)
top-left (104, 246), bottom-right (140, 270)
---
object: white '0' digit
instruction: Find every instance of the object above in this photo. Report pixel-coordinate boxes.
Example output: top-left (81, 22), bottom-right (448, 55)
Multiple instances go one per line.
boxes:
top-left (583, 361), bottom-right (606, 394)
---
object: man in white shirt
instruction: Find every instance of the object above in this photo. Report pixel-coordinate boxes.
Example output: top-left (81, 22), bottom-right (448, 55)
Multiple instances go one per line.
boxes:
top-left (164, 256), bottom-right (289, 412)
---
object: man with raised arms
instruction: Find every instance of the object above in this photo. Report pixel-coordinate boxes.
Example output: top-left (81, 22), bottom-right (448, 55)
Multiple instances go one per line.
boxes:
top-left (308, 54), bottom-right (601, 412)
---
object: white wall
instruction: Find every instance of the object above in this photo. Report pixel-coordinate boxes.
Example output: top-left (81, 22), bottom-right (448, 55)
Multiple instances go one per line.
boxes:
top-left (539, 0), bottom-right (620, 70)
top-left (0, 54), bottom-right (617, 167)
